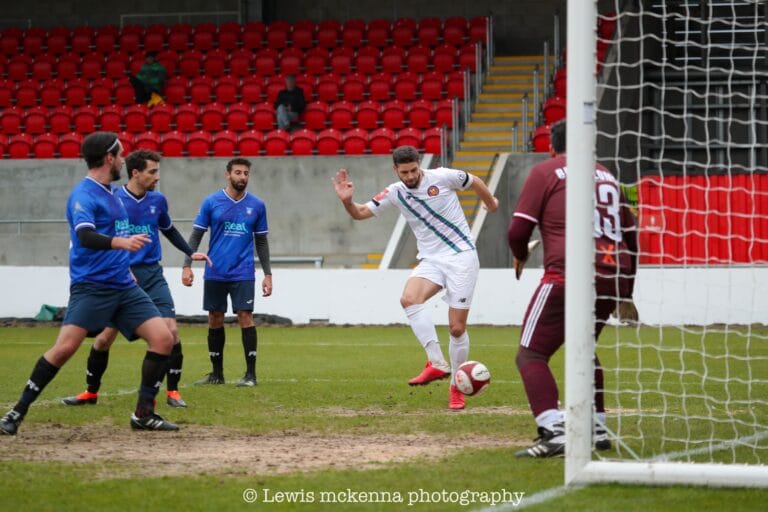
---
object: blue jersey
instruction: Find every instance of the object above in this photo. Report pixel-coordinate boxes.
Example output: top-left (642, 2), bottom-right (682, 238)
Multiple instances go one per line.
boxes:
top-left (66, 177), bottom-right (135, 289)
top-left (116, 186), bottom-right (172, 266)
top-left (193, 189), bottom-right (268, 281)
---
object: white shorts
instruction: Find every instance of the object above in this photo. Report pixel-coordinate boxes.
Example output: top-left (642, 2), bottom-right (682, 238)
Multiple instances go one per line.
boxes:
top-left (410, 250), bottom-right (480, 309)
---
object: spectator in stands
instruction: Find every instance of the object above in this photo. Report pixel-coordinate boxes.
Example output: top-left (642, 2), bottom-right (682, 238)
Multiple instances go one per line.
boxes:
top-left (274, 74), bottom-right (305, 131)
top-left (130, 52), bottom-right (167, 105)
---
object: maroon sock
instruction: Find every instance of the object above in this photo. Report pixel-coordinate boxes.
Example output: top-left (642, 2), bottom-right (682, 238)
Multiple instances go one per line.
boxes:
top-left (519, 360), bottom-right (559, 417)
top-left (594, 356), bottom-right (605, 413)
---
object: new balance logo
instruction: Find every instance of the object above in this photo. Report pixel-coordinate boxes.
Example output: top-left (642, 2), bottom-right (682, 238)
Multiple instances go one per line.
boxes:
top-left (209, 351), bottom-right (221, 357)
top-left (246, 299), bottom-right (254, 304)
top-left (26, 380), bottom-right (40, 392)
top-left (154, 380), bottom-right (163, 389)
top-left (458, 298), bottom-right (467, 303)
top-left (247, 351), bottom-right (257, 357)
top-left (168, 369), bottom-right (182, 375)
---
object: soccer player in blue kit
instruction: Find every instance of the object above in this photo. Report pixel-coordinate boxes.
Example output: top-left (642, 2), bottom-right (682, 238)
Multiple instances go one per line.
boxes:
top-left (183, 158), bottom-right (272, 387)
top-left (62, 149), bottom-right (211, 409)
top-left (0, 132), bottom-right (181, 435)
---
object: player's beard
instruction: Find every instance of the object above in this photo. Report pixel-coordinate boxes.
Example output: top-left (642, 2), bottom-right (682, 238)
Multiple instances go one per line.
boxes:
top-left (109, 160), bottom-right (121, 182)
top-left (231, 180), bottom-right (247, 192)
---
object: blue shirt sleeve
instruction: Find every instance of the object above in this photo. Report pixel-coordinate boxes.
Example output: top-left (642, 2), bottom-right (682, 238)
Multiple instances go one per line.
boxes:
top-left (71, 191), bottom-right (98, 232)
top-left (254, 200), bottom-right (268, 235)
top-left (193, 195), bottom-right (211, 231)
top-left (158, 194), bottom-right (172, 231)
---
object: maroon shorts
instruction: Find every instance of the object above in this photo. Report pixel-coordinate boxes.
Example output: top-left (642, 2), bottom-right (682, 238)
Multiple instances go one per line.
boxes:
top-left (519, 277), bottom-right (632, 358)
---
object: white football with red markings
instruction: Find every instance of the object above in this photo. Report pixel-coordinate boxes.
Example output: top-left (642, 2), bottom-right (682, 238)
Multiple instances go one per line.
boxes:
top-left (454, 361), bottom-right (491, 396)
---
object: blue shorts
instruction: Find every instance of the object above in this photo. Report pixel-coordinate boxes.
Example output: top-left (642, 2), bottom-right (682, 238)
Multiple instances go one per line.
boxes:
top-left (63, 282), bottom-right (160, 341)
top-left (203, 280), bottom-right (255, 313)
top-left (132, 263), bottom-right (175, 318)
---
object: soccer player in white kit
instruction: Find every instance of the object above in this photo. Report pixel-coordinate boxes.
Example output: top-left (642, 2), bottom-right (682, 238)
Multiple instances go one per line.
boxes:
top-left (333, 146), bottom-right (498, 409)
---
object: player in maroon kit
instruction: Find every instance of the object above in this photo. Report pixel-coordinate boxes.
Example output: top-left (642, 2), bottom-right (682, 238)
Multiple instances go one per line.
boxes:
top-left (507, 120), bottom-right (638, 458)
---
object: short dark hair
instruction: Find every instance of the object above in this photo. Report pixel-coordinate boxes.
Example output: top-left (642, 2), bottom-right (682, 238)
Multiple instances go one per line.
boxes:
top-left (81, 131), bottom-right (121, 169)
top-left (392, 145), bottom-right (420, 165)
top-left (125, 149), bottom-right (161, 178)
top-left (550, 120), bottom-right (566, 154)
top-left (226, 158), bottom-right (252, 172)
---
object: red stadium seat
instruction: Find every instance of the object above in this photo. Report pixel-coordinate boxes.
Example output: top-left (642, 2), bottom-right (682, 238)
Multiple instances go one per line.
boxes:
top-left (187, 130), bottom-right (212, 156)
top-left (58, 132), bottom-right (83, 158)
top-left (8, 133), bottom-right (34, 158)
top-left (382, 100), bottom-right (407, 129)
top-left (366, 19), bottom-right (391, 48)
top-left (98, 105), bottom-right (122, 132)
top-left (212, 130), bottom-right (238, 156)
top-left (213, 76), bottom-right (240, 105)
top-left (40, 79), bottom-right (64, 107)
top-left (0, 28), bottom-right (20, 56)
top-left (23, 107), bottom-right (47, 135)
top-left (164, 77), bottom-right (188, 106)
top-left (420, 71), bottom-right (446, 100)
top-left (266, 21), bottom-right (291, 50)
top-left (458, 44), bottom-right (478, 72)
top-left (469, 17), bottom-right (488, 45)
top-left (148, 104), bottom-right (174, 132)
top-left (160, 131), bottom-right (186, 157)
top-left (71, 26), bottom-right (94, 54)
top-left (443, 18), bottom-right (468, 46)
top-left (368, 73), bottom-right (393, 101)
top-left (72, 105), bottom-right (99, 134)
top-left (179, 50), bottom-right (203, 78)
top-left (118, 25), bottom-right (143, 54)
top-left (446, 70), bottom-right (465, 99)
top-left (264, 129), bottom-right (290, 156)
top-left (49, 105), bottom-right (74, 134)
top-left (124, 104), bottom-right (149, 133)
top-left (105, 51), bottom-right (129, 79)
top-left (423, 126), bottom-right (442, 154)
top-left (112, 77), bottom-right (133, 107)
top-left (405, 45), bottom-right (431, 74)
top-left (155, 50), bottom-right (178, 76)
top-left (316, 73), bottom-right (340, 103)
top-left (143, 25), bottom-right (167, 54)
top-left (341, 72), bottom-right (367, 103)
top-left (33, 133), bottom-right (58, 158)
top-left (192, 26), bottom-right (216, 53)
top-left (543, 96), bottom-right (566, 124)
top-left (317, 20), bottom-right (340, 49)
top-left (7, 54), bottom-right (32, 81)
top-left (354, 45), bottom-right (379, 75)
top-left (416, 18), bottom-right (441, 47)
top-left (94, 25), bottom-right (118, 53)
top-left (89, 77), bottom-right (114, 107)
top-left (433, 44), bottom-right (458, 73)
top-left (305, 47), bottom-right (329, 76)
top-left (408, 99), bottom-right (434, 129)
top-left (242, 22), bottom-right (265, 51)
top-left (204, 49), bottom-right (228, 78)
top-left (342, 128), bottom-right (368, 155)
top-left (380, 46), bottom-right (405, 74)
top-left (135, 131), bottom-right (160, 151)
top-left (252, 102), bottom-right (276, 131)
top-left (0, 106), bottom-right (23, 135)
top-left (55, 53), bottom-right (80, 81)
top-left (392, 18), bottom-right (416, 47)
top-left (554, 68), bottom-right (566, 97)
top-left (329, 100), bottom-right (355, 130)
top-left (189, 76), bottom-right (214, 105)
top-left (434, 99), bottom-right (453, 128)
top-left (225, 102), bottom-right (252, 132)
top-left (290, 128), bottom-right (316, 155)
top-left (295, 74), bottom-right (315, 102)
top-left (254, 48), bottom-right (279, 76)
top-left (265, 75), bottom-right (287, 104)
top-left (292, 20), bottom-right (316, 50)
top-left (279, 47), bottom-right (303, 76)
top-left (62, 78), bottom-right (88, 107)
top-left (369, 127), bottom-right (395, 154)
top-left (304, 101), bottom-right (329, 130)
top-left (217, 23), bottom-right (241, 51)
top-left (168, 27), bottom-right (191, 52)
top-left (200, 103), bottom-right (226, 132)
top-left (355, 100), bottom-right (381, 130)
top-left (240, 76), bottom-right (264, 104)
top-left (317, 128), bottom-right (342, 155)
top-left (174, 103), bottom-right (199, 132)
top-left (237, 129), bottom-right (263, 156)
top-left (395, 127), bottom-right (422, 149)
top-left (0, 78), bottom-right (12, 108)
top-left (341, 19), bottom-right (365, 49)
top-left (532, 124), bottom-right (551, 153)
top-left (229, 49), bottom-right (253, 78)
top-left (23, 27), bottom-right (46, 56)
top-left (31, 54), bottom-right (55, 81)
top-left (15, 79), bottom-right (40, 108)
top-left (330, 46), bottom-right (353, 75)
top-left (392, 71), bottom-right (419, 101)
top-left (80, 52), bottom-right (104, 80)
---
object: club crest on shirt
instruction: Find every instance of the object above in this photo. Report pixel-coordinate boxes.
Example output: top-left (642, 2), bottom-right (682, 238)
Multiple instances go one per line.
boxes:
top-left (149, 205), bottom-right (156, 215)
top-left (246, 207), bottom-right (253, 215)
top-left (427, 185), bottom-right (439, 197)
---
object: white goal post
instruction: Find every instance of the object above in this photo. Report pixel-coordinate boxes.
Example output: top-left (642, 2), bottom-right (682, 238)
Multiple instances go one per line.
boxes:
top-left (564, 0), bottom-right (768, 487)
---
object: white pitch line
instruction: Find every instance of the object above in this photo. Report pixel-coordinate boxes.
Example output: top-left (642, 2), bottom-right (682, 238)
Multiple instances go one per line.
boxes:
top-left (472, 486), bottom-right (571, 512)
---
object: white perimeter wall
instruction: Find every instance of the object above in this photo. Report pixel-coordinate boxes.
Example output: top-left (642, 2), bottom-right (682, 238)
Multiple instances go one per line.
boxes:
top-left (1, 267), bottom-right (767, 326)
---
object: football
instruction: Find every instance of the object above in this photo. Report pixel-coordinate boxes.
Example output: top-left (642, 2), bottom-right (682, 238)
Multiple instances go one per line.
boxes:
top-left (454, 361), bottom-right (491, 396)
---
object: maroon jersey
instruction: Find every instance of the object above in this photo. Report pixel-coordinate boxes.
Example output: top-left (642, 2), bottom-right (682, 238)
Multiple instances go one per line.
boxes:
top-left (512, 154), bottom-right (636, 281)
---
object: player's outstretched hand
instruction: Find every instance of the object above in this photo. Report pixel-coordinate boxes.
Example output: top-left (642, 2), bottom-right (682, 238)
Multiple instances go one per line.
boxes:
top-left (191, 252), bottom-right (212, 267)
top-left (261, 275), bottom-right (273, 297)
top-left (483, 197), bottom-right (499, 213)
top-left (332, 168), bottom-right (354, 202)
top-left (114, 234), bottom-right (151, 252)
top-left (181, 266), bottom-right (194, 287)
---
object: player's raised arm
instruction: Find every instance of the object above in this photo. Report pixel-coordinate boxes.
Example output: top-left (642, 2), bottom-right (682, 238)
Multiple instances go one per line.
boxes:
top-left (332, 168), bottom-right (374, 220)
top-left (469, 173), bottom-right (499, 212)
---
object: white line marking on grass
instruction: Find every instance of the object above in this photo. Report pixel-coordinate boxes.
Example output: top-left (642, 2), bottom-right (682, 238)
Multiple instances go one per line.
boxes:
top-left (472, 486), bottom-right (570, 512)
top-left (651, 430), bottom-right (768, 462)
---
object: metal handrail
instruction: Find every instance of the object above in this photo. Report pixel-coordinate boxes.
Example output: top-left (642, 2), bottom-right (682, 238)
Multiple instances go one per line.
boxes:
top-left (544, 40), bottom-right (551, 97)
top-left (522, 93), bottom-right (530, 151)
top-left (554, 11), bottom-right (561, 70)
top-left (533, 64), bottom-right (541, 126)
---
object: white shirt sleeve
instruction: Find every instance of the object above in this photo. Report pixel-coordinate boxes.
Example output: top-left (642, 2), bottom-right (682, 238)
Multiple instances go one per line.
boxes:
top-left (437, 167), bottom-right (474, 191)
top-left (364, 184), bottom-right (397, 217)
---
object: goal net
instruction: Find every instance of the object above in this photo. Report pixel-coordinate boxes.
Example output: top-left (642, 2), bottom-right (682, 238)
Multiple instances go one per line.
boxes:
top-left (565, 0), bottom-right (768, 486)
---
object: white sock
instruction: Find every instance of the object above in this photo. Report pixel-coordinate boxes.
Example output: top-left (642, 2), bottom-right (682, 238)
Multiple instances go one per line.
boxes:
top-left (404, 304), bottom-right (446, 365)
top-left (449, 331), bottom-right (469, 385)
top-left (535, 409), bottom-right (564, 432)
top-left (595, 411), bottom-right (607, 430)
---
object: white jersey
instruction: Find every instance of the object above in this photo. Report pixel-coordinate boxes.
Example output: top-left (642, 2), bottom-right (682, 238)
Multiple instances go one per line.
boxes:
top-left (366, 167), bottom-right (475, 259)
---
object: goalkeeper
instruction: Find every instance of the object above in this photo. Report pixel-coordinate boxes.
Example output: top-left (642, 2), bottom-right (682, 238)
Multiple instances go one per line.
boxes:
top-left (506, 120), bottom-right (638, 458)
